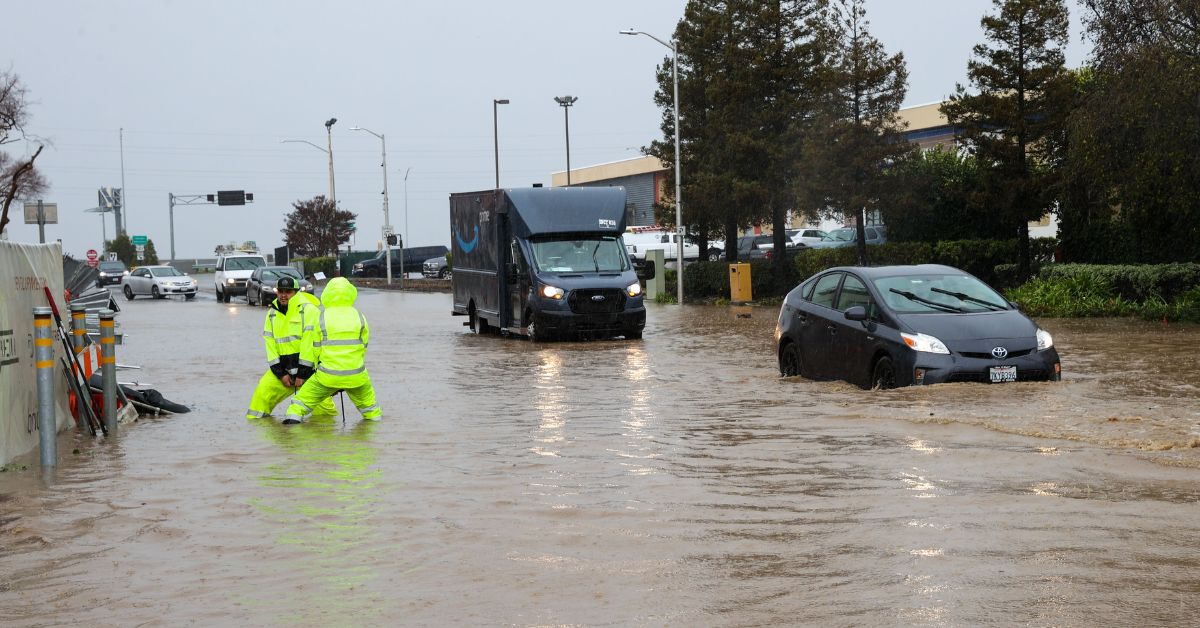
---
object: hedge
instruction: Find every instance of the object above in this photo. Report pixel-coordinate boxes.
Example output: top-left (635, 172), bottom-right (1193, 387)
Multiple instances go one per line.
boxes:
top-left (1034, 263), bottom-right (1200, 302)
top-left (681, 237), bottom-right (1056, 300)
top-left (1006, 266), bottom-right (1200, 322)
top-left (293, 256), bottom-right (338, 278)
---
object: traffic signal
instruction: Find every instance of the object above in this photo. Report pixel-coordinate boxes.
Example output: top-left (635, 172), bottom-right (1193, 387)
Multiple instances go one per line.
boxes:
top-left (217, 190), bottom-right (246, 206)
top-left (386, 234), bottom-right (398, 246)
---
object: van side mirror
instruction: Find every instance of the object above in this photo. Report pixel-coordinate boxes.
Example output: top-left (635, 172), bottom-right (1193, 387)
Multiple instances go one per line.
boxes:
top-left (643, 260), bottom-right (656, 280)
top-left (844, 306), bottom-right (868, 321)
top-left (506, 263), bottom-right (520, 283)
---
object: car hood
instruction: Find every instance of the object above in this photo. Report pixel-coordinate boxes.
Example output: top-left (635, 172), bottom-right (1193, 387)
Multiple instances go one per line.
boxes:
top-left (896, 310), bottom-right (1038, 344)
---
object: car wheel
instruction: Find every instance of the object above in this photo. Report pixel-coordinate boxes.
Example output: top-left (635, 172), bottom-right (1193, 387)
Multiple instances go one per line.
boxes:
top-left (625, 329), bottom-right (643, 340)
top-left (708, 250), bottom-right (722, 261)
top-left (871, 356), bottom-right (897, 390)
top-left (779, 343), bottom-right (802, 377)
top-left (151, 285), bottom-right (163, 300)
top-left (248, 289), bottom-right (257, 306)
top-left (185, 293), bottom-right (195, 300)
top-left (439, 268), bottom-right (450, 280)
top-left (123, 285), bottom-right (135, 301)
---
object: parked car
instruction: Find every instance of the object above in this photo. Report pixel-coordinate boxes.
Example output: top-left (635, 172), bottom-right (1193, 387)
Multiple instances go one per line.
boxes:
top-left (214, 252), bottom-right (267, 303)
top-left (96, 260), bottom-right (128, 286)
top-left (787, 228), bottom-right (828, 246)
top-left (736, 235), bottom-right (775, 260)
top-left (353, 245), bottom-right (449, 277)
top-left (775, 264), bottom-right (1061, 388)
top-left (246, 266), bottom-right (314, 306)
top-left (123, 265), bottom-right (198, 300)
top-left (422, 256), bottom-right (451, 279)
top-left (806, 226), bottom-right (887, 249)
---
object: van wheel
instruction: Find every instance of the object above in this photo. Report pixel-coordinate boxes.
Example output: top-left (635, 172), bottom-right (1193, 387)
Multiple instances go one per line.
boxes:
top-left (124, 285), bottom-right (135, 301)
top-left (871, 356), bottom-right (897, 390)
top-left (779, 343), bottom-right (802, 377)
top-left (625, 329), bottom-right (643, 340)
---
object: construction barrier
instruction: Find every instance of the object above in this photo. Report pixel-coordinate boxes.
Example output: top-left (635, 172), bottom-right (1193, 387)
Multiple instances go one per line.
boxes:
top-left (1, 240), bottom-right (70, 466)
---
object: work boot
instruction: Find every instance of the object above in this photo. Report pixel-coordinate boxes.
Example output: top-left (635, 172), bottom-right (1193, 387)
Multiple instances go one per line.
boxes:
top-left (281, 418), bottom-right (302, 425)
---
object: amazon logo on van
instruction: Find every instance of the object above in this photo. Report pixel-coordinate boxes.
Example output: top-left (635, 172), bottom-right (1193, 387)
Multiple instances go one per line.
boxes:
top-left (455, 225), bottom-right (480, 253)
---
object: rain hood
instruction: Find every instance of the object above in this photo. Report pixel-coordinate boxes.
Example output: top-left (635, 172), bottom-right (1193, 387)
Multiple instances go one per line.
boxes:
top-left (320, 277), bottom-right (358, 307)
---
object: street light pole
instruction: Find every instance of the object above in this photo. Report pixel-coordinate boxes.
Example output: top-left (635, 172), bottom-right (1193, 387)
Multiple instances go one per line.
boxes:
top-left (621, 28), bottom-right (684, 305)
top-left (493, 99), bottom-right (510, 188)
top-left (403, 167), bottom-right (411, 285)
top-left (325, 118), bottom-right (338, 204)
top-left (553, 95), bottom-right (578, 185)
top-left (282, 138), bottom-right (335, 202)
top-left (351, 126), bottom-right (393, 285)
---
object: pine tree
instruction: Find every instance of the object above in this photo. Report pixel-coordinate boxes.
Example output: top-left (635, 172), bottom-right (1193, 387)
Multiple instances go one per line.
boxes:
top-left (801, 0), bottom-right (912, 265)
top-left (941, 0), bottom-right (1072, 277)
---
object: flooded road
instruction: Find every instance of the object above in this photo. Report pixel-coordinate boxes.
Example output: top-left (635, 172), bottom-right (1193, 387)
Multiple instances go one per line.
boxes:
top-left (3, 287), bottom-right (1200, 626)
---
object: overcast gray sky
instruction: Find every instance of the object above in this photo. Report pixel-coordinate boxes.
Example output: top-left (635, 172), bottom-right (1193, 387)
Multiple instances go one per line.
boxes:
top-left (6, 0), bottom-right (1088, 259)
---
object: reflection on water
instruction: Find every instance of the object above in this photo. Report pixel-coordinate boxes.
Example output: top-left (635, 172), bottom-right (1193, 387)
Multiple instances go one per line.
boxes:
top-left (248, 417), bottom-right (387, 626)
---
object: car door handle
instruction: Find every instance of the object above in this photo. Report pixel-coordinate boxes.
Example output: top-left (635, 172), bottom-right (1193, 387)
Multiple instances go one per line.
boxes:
top-left (826, 324), bottom-right (837, 335)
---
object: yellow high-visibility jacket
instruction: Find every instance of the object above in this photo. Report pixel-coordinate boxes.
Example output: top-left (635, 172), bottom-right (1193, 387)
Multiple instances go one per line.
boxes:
top-left (298, 278), bottom-right (370, 385)
top-left (264, 291), bottom-right (321, 377)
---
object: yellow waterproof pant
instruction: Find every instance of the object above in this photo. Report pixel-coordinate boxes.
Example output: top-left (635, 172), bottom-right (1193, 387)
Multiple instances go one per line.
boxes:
top-left (246, 370), bottom-right (336, 419)
top-left (285, 371), bottom-right (381, 421)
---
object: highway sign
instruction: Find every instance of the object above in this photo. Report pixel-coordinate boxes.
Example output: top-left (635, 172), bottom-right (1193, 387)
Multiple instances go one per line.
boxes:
top-left (23, 202), bottom-right (58, 224)
top-left (131, 235), bottom-right (148, 246)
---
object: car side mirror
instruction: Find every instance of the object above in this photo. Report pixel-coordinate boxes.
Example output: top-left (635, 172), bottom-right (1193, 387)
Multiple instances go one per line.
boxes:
top-left (844, 306), bottom-right (868, 322)
top-left (1008, 301), bottom-right (1020, 310)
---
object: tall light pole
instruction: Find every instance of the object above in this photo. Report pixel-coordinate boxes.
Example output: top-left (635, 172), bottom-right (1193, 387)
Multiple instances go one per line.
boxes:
top-left (403, 167), bottom-right (411, 282)
top-left (621, 28), bottom-right (684, 305)
top-left (553, 95), bottom-right (578, 185)
top-left (281, 138), bottom-right (335, 203)
top-left (493, 99), bottom-right (509, 188)
top-left (324, 118), bottom-right (338, 204)
top-left (351, 126), bottom-right (394, 285)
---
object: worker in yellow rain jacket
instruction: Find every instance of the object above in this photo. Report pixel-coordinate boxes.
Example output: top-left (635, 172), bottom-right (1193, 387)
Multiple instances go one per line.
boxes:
top-left (246, 276), bottom-right (336, 419)
top-left (284, 277), bottom-right (381, 424)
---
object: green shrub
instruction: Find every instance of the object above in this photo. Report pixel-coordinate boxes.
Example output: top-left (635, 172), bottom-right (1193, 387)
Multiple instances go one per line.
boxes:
top-left (1037, 263), bottom-right (1200, 302)
top-left (294, 256), bottom-right (338, 278)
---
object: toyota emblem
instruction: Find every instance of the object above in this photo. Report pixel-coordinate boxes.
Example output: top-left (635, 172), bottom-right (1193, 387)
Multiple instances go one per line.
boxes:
top-left (991, 346), bottom-right (1008, 359)
top-left (591, 295), bottom-right (606, 302)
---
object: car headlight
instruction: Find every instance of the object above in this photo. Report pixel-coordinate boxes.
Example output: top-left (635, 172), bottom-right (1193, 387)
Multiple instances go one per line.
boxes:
top-left (539, 284), bottom-right (565, 300)
top-left (901, 332), bottom-right (950, 354)
top-left (99, 272), bottom-right (108, 277)
top-left (190, 279), bottom-right (198, 286)
top-left (123, 271), bottom-right (129, 276)
top-left (263, 286), bottom-right (275, 293)
top-left (302, 285), bottom-right (313, 292)
top-left (626, 282), bottom-right (642, 297)
top-left (1036, 328), bottom-right (1054, 351)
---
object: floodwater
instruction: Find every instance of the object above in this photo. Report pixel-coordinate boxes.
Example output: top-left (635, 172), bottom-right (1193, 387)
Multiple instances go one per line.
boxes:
top-left (3, 287), bottom-right (1200, 626)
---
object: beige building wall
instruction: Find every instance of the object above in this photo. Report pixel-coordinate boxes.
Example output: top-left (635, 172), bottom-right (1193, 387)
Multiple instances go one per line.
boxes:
top-left (551, 155), bottom-right (665, 187)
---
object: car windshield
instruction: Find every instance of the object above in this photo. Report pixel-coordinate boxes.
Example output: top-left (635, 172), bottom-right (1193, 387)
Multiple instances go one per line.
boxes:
top-left (263, 268), bottom-right (301, 281)
top-left (531, 237), bottom-right (630, 273)
top-left (99, 262), bottom-right (125, 271)
top-left (152, 267), bottom-right (183, 277)
top-left (224, 257), bottom-right (264, 270)
top-left (823, 228), bottom-right (856, 242)
top-left (874, 273), bottom-right (1009, 314)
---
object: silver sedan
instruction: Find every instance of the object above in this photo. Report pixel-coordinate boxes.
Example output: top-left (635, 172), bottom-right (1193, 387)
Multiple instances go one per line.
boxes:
top-left (123, 265), bottom-right (199, 300)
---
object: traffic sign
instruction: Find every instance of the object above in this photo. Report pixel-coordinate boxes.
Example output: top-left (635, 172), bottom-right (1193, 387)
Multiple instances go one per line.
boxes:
top-left (137, 251), bottom-right (144, 261)
top-left (86, 249), bottom-right (99, 268)
top-left (135, 244), bottom-right (145, 252)
top-left (131, 235), bottom-right (147, 246)
top-left (108, 252), bottom-right (118, 261)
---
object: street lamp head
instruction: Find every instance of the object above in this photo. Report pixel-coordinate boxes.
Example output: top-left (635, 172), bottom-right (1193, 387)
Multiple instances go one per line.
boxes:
top-left (495, 99), bottom-right (510, 105)
top-left (325, 118), bottom-right (337, 129)
top-left (554, 95), bottom-right (578, 107)
top-left (349, 126), bottom-right (361, 130)
top-left (619, 28), bottom-right (639, 35)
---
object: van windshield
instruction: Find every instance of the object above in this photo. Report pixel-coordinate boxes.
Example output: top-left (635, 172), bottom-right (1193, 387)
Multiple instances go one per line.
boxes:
top-left (530, 237), bottom-right (630, 273)
top-left (224, 257), bottom-right (265, 270)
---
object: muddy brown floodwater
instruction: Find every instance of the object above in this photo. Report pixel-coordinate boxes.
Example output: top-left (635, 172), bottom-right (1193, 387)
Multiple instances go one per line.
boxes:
top-left (3, 287), bottom-right (1200, 626)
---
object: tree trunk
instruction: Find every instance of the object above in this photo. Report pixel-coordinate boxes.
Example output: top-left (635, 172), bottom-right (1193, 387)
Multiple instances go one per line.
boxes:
top-left (725, 216), bottom-right (738, 263)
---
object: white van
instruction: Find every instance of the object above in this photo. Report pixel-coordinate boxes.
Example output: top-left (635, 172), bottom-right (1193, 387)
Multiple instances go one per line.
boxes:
top-left (214, 252), bottom-right (266, 303)
top-left (622, 229), bottom-right (703, 261)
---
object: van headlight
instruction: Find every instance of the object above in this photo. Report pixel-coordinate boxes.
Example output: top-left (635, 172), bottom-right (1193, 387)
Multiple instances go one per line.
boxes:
top-left (539, 284), bottom-right (565, 300)
top-left (1036, 328), bottom-right (1054, 351)
top-left (901, 332), bottom-right (950, 354)
top-left (626, 282), bottom-right (642, 297)
top-left (226, 278), bottom-right (236, 285)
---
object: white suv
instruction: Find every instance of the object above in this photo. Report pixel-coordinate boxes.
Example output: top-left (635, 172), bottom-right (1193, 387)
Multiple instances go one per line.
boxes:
top-left (214, 253), bottom-right (266, 303)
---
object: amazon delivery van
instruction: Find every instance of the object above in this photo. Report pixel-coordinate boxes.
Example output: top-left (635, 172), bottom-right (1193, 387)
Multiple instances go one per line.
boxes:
top-left (448, 186), bottom-right (648, 341)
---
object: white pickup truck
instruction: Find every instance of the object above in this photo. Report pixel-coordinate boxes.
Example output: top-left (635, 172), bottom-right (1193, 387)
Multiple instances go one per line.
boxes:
top-left (623, 230), bottom-right (716, 261)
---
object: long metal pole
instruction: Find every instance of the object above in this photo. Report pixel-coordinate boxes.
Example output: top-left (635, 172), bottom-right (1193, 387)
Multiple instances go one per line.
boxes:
top-left (404, 168), bottom-right (411, 287)
top-left (672, 42), bottom-right (684, 305)
top-left (99, 309), bottom-right (117, 434)
top-left (120, 128), bottom-right (127, 235)
top-left (169, 193), bottom-right (176, 263)
top-left (34, 307), bottom-right (56, 466)
top-left (381, 134), bottom-right (393, 286)
top-left (564, 107), bottom-right (572, 186)
top-left (494, 102), bottom-right (501, 188)
top-left (37, 199), bottom-right (45, 244)
top-left (327, 127), bottom-right (337, 204)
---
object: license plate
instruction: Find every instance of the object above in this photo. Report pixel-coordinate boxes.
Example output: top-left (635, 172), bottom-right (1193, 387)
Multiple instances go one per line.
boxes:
top-left (989, 366), bottom-right (1017, 383)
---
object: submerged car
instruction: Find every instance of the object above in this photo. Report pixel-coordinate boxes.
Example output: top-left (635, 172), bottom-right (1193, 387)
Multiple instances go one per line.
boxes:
top-left (776, 264), bottom-right (1061, 388)
top-left (246, 266), bottom-right (313, 306)
top-left (123, 265), bottom-right (198, 300)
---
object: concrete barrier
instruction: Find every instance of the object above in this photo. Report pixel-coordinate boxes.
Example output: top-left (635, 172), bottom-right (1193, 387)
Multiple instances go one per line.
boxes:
top-left (1, 241), bottom-right (71, 466)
